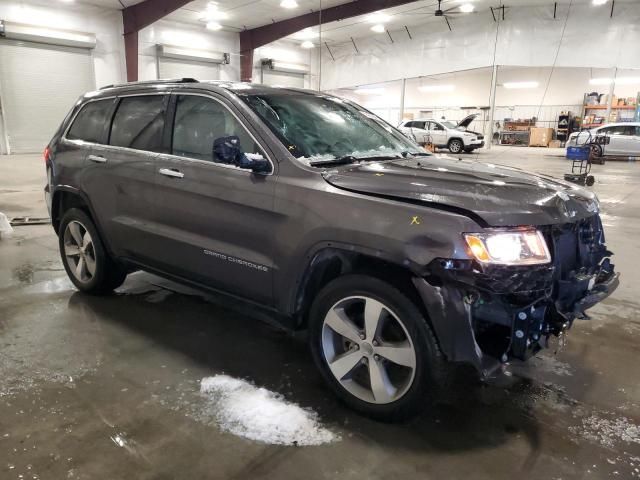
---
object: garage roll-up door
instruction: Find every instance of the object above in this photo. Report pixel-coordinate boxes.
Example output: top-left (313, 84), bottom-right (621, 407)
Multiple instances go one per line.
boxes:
top-left (158, 57), bottom-right (220, 81)
top-left (0, 39), bottom-right (94, 154)
top-left (262, 71), bottom-right (305, 88)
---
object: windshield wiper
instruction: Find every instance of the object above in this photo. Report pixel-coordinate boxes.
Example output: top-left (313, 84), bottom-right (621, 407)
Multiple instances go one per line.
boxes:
top-left (401, 151), bottom-right (430, 157)
top-left (309, 155), bottom-right (359, 167)
top-left (310, 154), bottom-right (405, 167)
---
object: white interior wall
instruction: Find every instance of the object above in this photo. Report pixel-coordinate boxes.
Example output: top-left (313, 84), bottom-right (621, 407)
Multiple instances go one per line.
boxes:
top-left (319, 2), bottom-right (640, 91)
top-left (254, 40), bottom-right (318, 89)
top-left (138, 20), bottom-right (240, 82)
top-left (327, 65), bottom-right (640, 132)
top-left (0, 1), bottom-right (125, 89)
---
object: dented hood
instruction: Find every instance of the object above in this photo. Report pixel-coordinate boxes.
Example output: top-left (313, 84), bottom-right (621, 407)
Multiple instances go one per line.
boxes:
top-left (322, 155), bottom-right (600, 227)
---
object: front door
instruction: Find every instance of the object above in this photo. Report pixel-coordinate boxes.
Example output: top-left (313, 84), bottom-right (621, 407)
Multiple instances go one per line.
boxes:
top-left (150, 93), bottom-right (277, 306)
top-left (428, 121), bottom-right (448, 146)
top-left (600, 125), bottom-right (635, 155)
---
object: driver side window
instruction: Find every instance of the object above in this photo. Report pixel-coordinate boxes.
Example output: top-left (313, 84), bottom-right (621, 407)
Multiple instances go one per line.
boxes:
top-left (172, 95), bottom-right (263, 163)
top-left (429, 122), bottom-right (444, 131)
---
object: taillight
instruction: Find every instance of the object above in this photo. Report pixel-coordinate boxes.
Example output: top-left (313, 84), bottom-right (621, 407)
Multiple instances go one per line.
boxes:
top-left (43, 146), bottom-right (51, 164)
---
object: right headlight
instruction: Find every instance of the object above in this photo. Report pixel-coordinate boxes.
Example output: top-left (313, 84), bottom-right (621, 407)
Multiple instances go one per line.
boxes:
top-left (463, 229), bottom-right (551, 265)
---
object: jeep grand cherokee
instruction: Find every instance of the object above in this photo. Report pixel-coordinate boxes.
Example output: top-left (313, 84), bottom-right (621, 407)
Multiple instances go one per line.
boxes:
top-left (44, 79), bottom-right (619, 420)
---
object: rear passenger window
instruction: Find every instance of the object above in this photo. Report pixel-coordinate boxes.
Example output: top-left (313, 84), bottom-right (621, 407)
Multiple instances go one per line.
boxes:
top-left (67, 99), bottom-right (113, 143)
top-left (171, 95), bottom-right (262, 163)
top-left (110, 95), bottom-right (166, 152)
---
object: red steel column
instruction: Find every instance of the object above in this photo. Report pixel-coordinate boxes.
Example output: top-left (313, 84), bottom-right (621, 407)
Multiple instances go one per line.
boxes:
top-left (124, 31), bottom-right (139, 82)
top-left (121, 0), bottom-right (192, 82)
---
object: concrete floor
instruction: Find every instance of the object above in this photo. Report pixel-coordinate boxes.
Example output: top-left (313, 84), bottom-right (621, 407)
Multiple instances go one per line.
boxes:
top-left (1, 148), bottom-right (639, 480)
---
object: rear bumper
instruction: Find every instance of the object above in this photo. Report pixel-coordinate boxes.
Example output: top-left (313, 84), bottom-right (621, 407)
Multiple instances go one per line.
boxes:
top-left (413, 258), bottom-right (619, 377)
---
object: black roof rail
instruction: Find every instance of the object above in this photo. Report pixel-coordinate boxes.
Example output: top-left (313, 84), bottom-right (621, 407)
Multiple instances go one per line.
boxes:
top-left (100, 78), bottom-right (199, 90)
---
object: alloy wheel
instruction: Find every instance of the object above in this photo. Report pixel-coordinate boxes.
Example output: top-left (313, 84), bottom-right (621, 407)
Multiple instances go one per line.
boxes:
top-left (321, 296), bottom-right (417, 404)
top-left (63, 220), bottom-right (97, 283)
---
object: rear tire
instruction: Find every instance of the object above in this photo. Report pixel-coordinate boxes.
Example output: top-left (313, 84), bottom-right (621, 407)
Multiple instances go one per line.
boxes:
top-left (58, 208), bottom-right (126, 294)
top-left (308, 274), bottom-right (445, 421)
top-left (448, 139), bottom-right (464, 154)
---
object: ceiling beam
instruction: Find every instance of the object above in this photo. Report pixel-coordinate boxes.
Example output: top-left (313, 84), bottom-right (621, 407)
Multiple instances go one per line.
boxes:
top-left (241, 0), bottom-right (419, 50)
top-left (122, 0), bottom-right (192, 82)
top-left (122, 0), bottom-right (193, 35)
top-left (240, 0), bottom-right (419, 81)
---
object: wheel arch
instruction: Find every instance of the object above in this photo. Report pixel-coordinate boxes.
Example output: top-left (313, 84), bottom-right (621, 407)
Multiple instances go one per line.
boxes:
top-left (51, 187), bottom-right (116, 257)
top-left (51, 187), bottom-right (88, 234)
top-left (448, 137), bottom-right (464, 147)
top-left (290, 245), bottom-right (429, 330)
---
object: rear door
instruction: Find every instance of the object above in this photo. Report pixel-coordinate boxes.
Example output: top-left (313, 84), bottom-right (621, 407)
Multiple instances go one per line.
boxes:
top-left (149, 92), bottom-right (277, 305)
top-left (82, 93), bottom-right (168, 261)
top-left (403, 121), bottom-right (429, 143)
top-left (59, 97), bottom-right (115, 201)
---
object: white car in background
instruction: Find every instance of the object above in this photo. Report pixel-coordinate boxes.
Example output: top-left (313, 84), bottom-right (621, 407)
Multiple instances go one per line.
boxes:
top-left (398, 114), bottom-right (485, 154)
top-left (567, 122), bottom-right (640, 156)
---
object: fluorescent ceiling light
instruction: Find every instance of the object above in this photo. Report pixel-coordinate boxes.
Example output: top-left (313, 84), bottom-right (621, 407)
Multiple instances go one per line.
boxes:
top-left (366, 12), bottom-right (391, 23)
top-left (590, 76), bottom-right (640, 85)
top-left (280, 0), bottom-right (299, 8)
top-left (418, 84), bottom-right (455, 92)
top-left (206, 22), bottom-right (222, 31)
top-left (371, 24), bottom-right (386, 33)
top-left (300, 40), bottom-right (314, 49)
top-left (354, 87), bottom-right (385, 95)
top-left (202, 3), bottom-right (228, 21)
top-left (292, 27), bottom-right (318, 40)
top-left (592, 0), bottom-right (607, 5)
top-left (459, 3), bottom-right (474, 13)
top-left (502, 81), bottom-right (539, 89)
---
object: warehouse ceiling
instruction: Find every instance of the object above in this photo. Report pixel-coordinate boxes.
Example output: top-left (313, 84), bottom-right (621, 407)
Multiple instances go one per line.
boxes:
top-left (21, 0), bottom-right (640, 44)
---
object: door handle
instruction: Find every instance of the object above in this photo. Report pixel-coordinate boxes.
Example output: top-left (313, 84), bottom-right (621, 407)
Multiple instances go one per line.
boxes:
top-left (88, 155), bottom-right (107, 163)
top-left (159, 168), bottom-right (184, 179)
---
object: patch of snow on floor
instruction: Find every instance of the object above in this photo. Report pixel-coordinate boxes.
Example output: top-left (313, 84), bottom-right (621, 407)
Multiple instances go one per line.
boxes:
top-left (570, 414), bottom-right (640, 448)
top-left (199, 375), bottom-right (338, 446)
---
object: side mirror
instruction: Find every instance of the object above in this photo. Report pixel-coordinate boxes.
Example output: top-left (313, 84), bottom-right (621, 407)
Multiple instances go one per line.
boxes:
top-left (212, 136), bottom-right (271, 174)
top-left (245, 153), bottom-right (271, 174)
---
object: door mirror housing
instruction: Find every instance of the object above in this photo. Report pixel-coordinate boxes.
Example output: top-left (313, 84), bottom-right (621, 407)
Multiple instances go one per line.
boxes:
top-left (245, 153), bottom-right (271, 174)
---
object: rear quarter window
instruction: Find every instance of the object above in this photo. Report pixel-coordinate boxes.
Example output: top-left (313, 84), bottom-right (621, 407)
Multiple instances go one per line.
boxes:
top-left (66, 99), bottom-right (113, 144)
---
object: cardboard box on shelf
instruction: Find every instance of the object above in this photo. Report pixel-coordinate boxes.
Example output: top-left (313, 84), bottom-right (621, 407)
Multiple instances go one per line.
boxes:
top-left (599, 94), bottom-right (617, 106)
top-left (529, 127), bottom-right (554, 147)
top-left (549, 140), bottom-right (562, 148)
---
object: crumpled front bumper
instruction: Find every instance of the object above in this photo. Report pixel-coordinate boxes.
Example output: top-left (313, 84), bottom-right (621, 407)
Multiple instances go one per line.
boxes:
top-left (413, 265), bottom-right (618, 376)
top-left (412, 215), bottom-right (619, 377)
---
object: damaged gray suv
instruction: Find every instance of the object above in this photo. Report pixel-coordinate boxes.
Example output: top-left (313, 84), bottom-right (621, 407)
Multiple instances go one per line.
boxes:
top-left (45, 79), bottom-right (619, 420)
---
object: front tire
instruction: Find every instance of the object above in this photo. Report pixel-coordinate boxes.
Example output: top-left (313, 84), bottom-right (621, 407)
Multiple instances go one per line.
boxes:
top-left (448, 139), bottom-right (463, 154)
top-left (308, 275), bottom-right (444, 421)
top-left (58, 208), bottom-right (126, 294)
